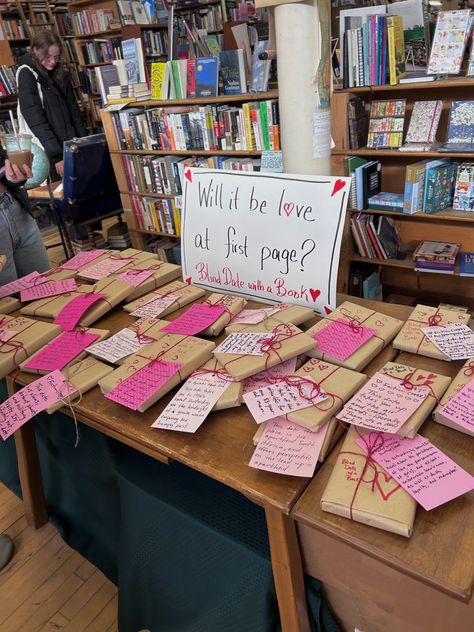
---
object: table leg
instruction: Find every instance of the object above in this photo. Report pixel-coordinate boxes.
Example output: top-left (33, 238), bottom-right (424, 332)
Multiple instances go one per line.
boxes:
top-left (265, 505), bottom-right (311, 632)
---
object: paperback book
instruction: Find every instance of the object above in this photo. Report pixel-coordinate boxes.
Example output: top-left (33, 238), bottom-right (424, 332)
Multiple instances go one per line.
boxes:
top-left (459, 252), bottom-right (474, 276)
top-left (367, 99), bottom-right (406, 148)
top-left (422, 161), bottom-right (456, 214)
top-left (195, 57), bottom-right (219, 97)
top-left (427, 9), bottom-right (472, 76)
top-left (439, 101), bottom-right (474, 152)
top-left (219, 49), bottom-right (246, 95)
top-left (453, 163), bottom-right (474, 211)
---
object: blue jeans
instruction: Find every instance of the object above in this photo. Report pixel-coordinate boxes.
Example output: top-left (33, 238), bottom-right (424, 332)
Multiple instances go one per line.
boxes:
top-left (0, 191), bottom-right (51, 285)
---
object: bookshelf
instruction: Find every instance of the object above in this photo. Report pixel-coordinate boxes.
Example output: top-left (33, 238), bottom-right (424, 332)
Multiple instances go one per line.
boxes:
top-left (333, 77), bottom-right (474, 310)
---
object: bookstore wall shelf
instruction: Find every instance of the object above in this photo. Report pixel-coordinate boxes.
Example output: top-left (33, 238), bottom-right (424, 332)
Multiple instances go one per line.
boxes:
top-left (111, 149), bottom-right (264, 156)
top-left (130, 90), bottom-right (279, 107)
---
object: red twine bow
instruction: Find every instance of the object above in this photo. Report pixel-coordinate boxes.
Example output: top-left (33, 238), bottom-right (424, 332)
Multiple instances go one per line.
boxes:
top-left (463, 361), bottom-right (474, 377)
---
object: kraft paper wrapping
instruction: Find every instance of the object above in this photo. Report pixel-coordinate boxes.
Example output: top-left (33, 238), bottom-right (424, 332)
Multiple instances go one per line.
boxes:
top-left (39, 267), bottom-right (79, 282)
top-left (98, 333), bottom-right (215, 412)
top-left (305, 301), bottom-right (404, 371)
top-left (225, 303), bottom-right (315, 333)
top-left (433, 360), bottom-right (474, 436)
top-left (213, 318), bottom-right (316, 381)
top-left (46, 356), bottom-right (114, 414)
top-left (19, 327), bottom-right (110, 375)
top-left (63, 250), bottom-right (120, 278)
top-left (124, 280), bottom-right (206, 317)
top-left (200, 294), bottom-right (247, 336)
top-left (77, 248), bottom-right (158, 280)
top-left (377, 362), bottom-right (451, 438)
top-left (20, 278), bottom-right (134, 325)
top-left (392, 304), bottom-right (471, 360)
top-left (284, 358), bottom-right (367, 432)
top-left (0, 297), bottom-right (20, 314)
top-left (321, 426), bottom-right (417, 537)
top-left (117, 261), bottom-right (181, 302)
top-left (0, 314), bottom-right (61, 378)
top-left (195, 358), bottom-right (243, 410)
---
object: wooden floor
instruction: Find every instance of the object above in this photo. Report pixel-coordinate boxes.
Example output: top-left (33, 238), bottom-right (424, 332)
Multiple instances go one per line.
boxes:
top-left (0, 483), bottom-right (118, 631)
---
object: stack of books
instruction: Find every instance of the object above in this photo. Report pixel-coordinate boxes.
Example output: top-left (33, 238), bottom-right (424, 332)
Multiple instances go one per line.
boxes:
top-left (71, 232), bottom-right (108, 254)
top-left (106, 222), bottom-right (131, 249)
top-left (108, 83), bottom-right (151, 103)
top-left (350, 213), bottom-right (400, 260)
top-left (413, 241), bottom-right (460, 274)
top-left (0, 66), bottom-right (17, 97)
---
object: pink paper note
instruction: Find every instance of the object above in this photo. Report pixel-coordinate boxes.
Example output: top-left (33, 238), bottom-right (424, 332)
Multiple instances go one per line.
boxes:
top-left (105, 360), bottom-right (182, 410)
top-left (117, 268), bottom-right (155, 287)
top-left (249, 417), bottom-right (328, 477)
top-left (312, 318), bottom-right (376, 361)
top-left (80, 257), bottom-right (134, 280)
top-left (337, 373), bottom-right (428, 433)
top-left (439, 380), bottom-right (474, 433)
top-left (23, 331), bottom-right (99, 371)
top-left (0, 330), bottom-right (17, 343)
top-left (0, 370), bottom-right (76, 440)
top-left (130, 293), bottom-right (179, 318)
top-left (161, 304), bottom-right (227, 335)
top-left (151, 374), bottom-right (230, 432)
top-left (60, 250), bottom-right (107, 270)
top-left (20, 278), bottom-right (78, 302)
top-left (0, 271), bottom-right (48, 299)
top-left (243, 379), bottom-right (327, 424)
top-left (356, 433), bottom-right (474, 511)
top-left (243, 358), bottom-right (298, 394)
top-left (230, 306), bottom-right (280, 325)
top-left (54, 293), bottom-right (105, 331)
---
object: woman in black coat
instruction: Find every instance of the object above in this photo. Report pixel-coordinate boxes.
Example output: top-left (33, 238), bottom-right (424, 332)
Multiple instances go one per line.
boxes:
top-left (17, 30), bottom-right (87, 180)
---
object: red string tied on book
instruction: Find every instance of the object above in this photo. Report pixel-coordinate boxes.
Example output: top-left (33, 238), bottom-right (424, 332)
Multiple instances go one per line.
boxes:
top-left (463, 361), bottom-right (474, 377)
top-left (257, 323), bottom-right (295, 369)
top-left (392, 370), bottom-right (440, 405)
top-left (202, 297), bottom-right (233, 324)
top-left (191, 367), bottom-right (236, 383)
top-left (0, 320), bottom-right (36, 367)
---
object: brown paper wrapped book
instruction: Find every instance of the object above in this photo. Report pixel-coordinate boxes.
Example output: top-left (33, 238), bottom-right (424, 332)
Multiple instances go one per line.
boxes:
top-left (199, 294), bottom-right (247, 336)
top-left (433, 360), bottom-right (474, 436)
top-left (193, 358), bottom-right (243, 410)
top-left (0, 297), bottom-right (20, 315)
top-left (392, 304), bottom-right (471, 360)
top-left (98, 333), bottom-right (215, 412)
top-left (213, 318), bottom-right (315, 381)
top-left (0, 314), bottom-right (61, 378)
top-left (77, 248), bottom-right (158, 281)
top-left (305, 301), bottom-right (404, 371)
top-left (114, 261), bottom-right (181, 302)
top-left (321, 426), bottom-right (417, 537)
top-left (124, 280), bottom-right (206, 318)
top-left (225, 303), bottom-right (315, 333)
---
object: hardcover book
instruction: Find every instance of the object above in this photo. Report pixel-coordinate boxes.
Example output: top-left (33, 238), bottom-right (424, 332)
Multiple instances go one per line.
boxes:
top-left (412, 241), bottom-right (460, 263)
top-left (355, 160), bottom-right (382, 209)
top-left (453, 163), bottom-right (474, 211)
top-left (367, 99), bottom-right (406, 148)
top-left (150, 62), bottom-right (169, 100)
top-left (459, 252), bottom-right (474, 276)
top-left (399, 100), bottom-right (442, 152)
top-left (367, 191), bottom-right (404, 211)
top-left (423, 161), bottom-right (456, 214)
top-left (387, 15), bottom-right (405, 85)
top-left (220, 49), bottom-right (246, 95)
top-left (195, 57), bottom-right (219, 98)
top-left (427, 9), bottom-right (471, 75)
top-left (439, 101), bottom-right (474, 152)
top-left (387, 0), bottom-right (430, 70)
top-left (347, 97), bottom-right (368, 149)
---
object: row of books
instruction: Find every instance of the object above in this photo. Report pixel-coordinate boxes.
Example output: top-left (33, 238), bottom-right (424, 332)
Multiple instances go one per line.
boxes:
top-left (142, 28), bottom-right (168, 57)
top-left (0, 66), bottom-right (17, 97)
top-left (350, 212), bottom-right (400, 260)
top-left (117, 0), bottom-right (168, 26)
top-left (78, 39), bottom-right (123, 65)
top-left (145, 236), bottom-right (182, 265)
top-left (2, 19), bottom-right (28, 40)
top-left (184, 5), bottom-right (224, 32)
top-left (72, 8), bottom-right (116, 35)
top-left (131, 195), bottom-right (181, 236)
top-left (110, 99), bottom-right (280, 152)
top-left (55, 12), bottom-right (74, 37)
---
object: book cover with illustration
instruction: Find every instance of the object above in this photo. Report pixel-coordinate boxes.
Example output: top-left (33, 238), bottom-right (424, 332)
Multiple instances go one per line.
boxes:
top-left (220, 49), bottom-right (246, 95)
top-left (453, 163), bottom-right (474, 211)
top-left (150, 62), bottom-right (169, 100)
top-left (439, 101), bottom-right (474, 151)
top-left (423, 161), bottom-right (456, 214)
top-left (459, 252), bottom-right (474, 276)
top-left (387, 15), bottom-right (406, 85)
top-left (195, 57), bottom-right (218, 98)
top-left (367, 99), bottom-right (406, 148)
top-left (251, 40), bottom-right (270, 92)
top-left (402, 100), bottom-right (442, 149)
top-left (428, 9), bottom-right (471, 75)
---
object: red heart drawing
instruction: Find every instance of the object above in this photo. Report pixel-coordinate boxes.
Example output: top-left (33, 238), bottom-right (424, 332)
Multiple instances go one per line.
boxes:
top-left (375, 319), bottom-right (385, 327)
top-left (185, 169), bottom-right (192, 183)
top-left (324, 306), bottom-right (332, 315)
top-left (185, 276), bottom-right (192, 285)
top-left (375, 471), bottom-right (401, 501)
top-left (283, 202), bottom-right (294, 216)
top-left (331, 179), bottom-right (345, 197)
top-left (318, 364), bottom-right (329, 371)
top-left (309, 288), bottom-right (321, 302)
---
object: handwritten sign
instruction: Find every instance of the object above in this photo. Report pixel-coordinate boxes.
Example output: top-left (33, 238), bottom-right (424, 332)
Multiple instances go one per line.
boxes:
top-left (117, 268), bottom-right (155, 287)
top-left (86, 328), bottom-right (154, 364)
top-left (0, 370), bottom-right (76, 440)
top-left (243, 379), bottom-right (327, 424)
top-left (60, 250), bottom-right (107, 270)
top-left (20, 278), bottom-right (78, 302)
top-left (243, 358), bottom-right (297, 394)
top-left (181, 169), bottom-right (350, 315)
top-left (23, 331), bottom-right (99, 371)
top-left (0, 271), bottom-right (47, 299)
top-left (151, 374), bottom-right (229, 432)
top-left (422, 324), bottom-right (474, 360)
top-left (80, 257), bottom-right (134, 280)
top-left (439, 380), bottom-right (474, 433)
top-left (229, 306), bottom-right (281, 325)
top-left (130, 294), bottom-right (179, 318)
top-left (337, 373), bottom-right (428, 433)
top-left (312, 318), bottom-right (375, 361)
top-left (54, 293), bottom-right (105, 331)
top-left (105, 360), bottom-right (182, 410)
top-left (213, 332), bottom-right (273, 356)
top-left (249, 417), bottom-right (327, 477)
top-left (161, 304), bottom-right (227, 335)
top-left (357, 433), bottom-right (474, 510)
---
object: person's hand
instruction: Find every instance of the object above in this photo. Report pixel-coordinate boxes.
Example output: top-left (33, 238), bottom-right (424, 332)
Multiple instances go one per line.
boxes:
top-left (55, 160), bottom-right (64, 178)
top-left (0, 255), bottom-right (6, 272)
top-left (5, 159), bottom-right (32, 183)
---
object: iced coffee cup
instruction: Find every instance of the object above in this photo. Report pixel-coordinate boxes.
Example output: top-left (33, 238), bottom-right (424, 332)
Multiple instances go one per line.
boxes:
top-left (1, 133), bottom-right (32, 173)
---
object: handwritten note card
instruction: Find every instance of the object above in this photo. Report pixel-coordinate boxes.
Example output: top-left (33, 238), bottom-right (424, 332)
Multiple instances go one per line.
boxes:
top-left (230, 306), bottom-right (281, 325)
top-left (357, 433), bottom-right (474, 510)
top-left (80, 257), bottom-right (134, 280)
top-left (0, 370), bottom-right (76, 440)
top-left (249, 417), bottom-right (327, 477)
top-left (20, 278), bottom-right (78, 302)
top-left (243, 358), bottom-right (297, 394)
top-left (312, 318), bottom-right (375, 361)
top-left (130, 294), bottom-right (179, 318)
top-left (54, 293), bottom-right (105, 331)
top-left (24, 331), bottom-right (99, 371)
top-left (86, 328), bottom-right (154, 364)
top-left (0, 330), bottom-right (17, 344)
top-left (243, 379), bottom-right (327, 424)
top-left (337, 373), bottom-right (428, 433)
top-left (151, 374), bottom-right (229, 432)
top-left (117, 269), bottom-right (155, 287)
top-left (161, 304), bottom-right (227, 335)
top-left (0, 271), bottom-right (47, 299)
top-left (439, 380), bottom-right (474, 433)
top-left (213, 332), bottom-right (274, 356)
top-left (105, 360), bottom-right (182, 410)
top-left (422, 324), bottom-right (474, 360)
top-left (60, 250), bottom-right (106, 270)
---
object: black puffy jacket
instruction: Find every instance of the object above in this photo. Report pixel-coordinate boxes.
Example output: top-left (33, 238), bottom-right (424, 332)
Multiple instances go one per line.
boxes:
top-left (17, 55), bottom-right (87, 166)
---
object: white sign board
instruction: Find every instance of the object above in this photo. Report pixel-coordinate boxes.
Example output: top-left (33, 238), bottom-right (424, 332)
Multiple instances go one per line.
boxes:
top-left (181, 169), bottom-right (350, 316)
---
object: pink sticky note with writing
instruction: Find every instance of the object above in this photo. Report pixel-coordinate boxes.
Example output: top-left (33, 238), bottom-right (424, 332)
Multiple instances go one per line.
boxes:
top-left (230, 306), bottom-right (280, 325)
top-left (249, 417), bottom-right (328, 477)
top-left (0, 370), bottom-right (76, 440)
top-left (161, 304), bottom-right (227, 335)
top-left (23, 331), bottom-right (99, 371)
top-left (20, 278), bottom-right (78, 302)
top-left (105, 360), bottom-right (182, 410)
top-left (0, 271), bottom-right (48, 299)
top-left (60, 250), bottom-right (107, 270)
top-left (243, 358), bottom-right (297, 394)
top-left (356, 433), bottom-right (474, 511)
top-left (131, 293), bottom-right (179, 318)
top-left (0, 330), bottom-right (17, 344)
top-left (439, 380), bottom-right (474, 433)
top-left (80, 257), bottom-right (134, 280)
top-left (117, 268), bottom-right (155, 287)
top-left (312, 318), bottom-right (375, 361)
top-left (54, 293), bottom-right (105, 331)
